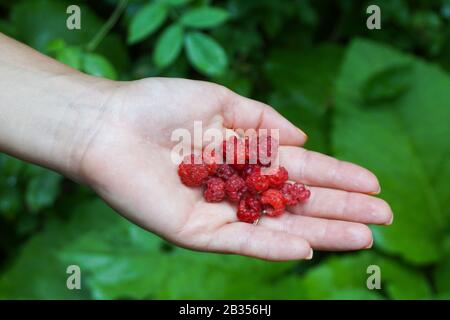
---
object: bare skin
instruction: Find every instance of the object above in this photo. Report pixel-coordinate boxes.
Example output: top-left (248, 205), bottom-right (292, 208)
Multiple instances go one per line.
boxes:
top-left (0, 33), bottom-right (393, 261)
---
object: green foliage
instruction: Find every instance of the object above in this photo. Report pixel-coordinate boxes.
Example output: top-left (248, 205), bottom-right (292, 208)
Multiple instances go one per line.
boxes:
top-left (333, 39), bottom-right (450, 265)
top-left (126, 0), bottom-right (229, 74)
top-left (153, 23), bottom-right (184, 68)
top-left (128, 2), bottom-right (168, 44)
top-left (2, 0), bottom-right (450, 300)
top-left (180, 7), bottom-right (229, 29)
top-left (185, 31), bottom-right (227, 76)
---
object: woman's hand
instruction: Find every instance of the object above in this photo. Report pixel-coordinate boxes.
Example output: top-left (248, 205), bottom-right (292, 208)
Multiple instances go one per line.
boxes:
top-left (0, 33), bottom-right (392, 261)
top-left (75, 77), bottom-right (393, 261)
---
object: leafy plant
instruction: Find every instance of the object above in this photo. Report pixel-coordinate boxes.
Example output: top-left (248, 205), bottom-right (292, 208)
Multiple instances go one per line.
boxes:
top-left (1, 0), bottom-right (450, 300)
top-left (128, 0), bottom-right (229, 75)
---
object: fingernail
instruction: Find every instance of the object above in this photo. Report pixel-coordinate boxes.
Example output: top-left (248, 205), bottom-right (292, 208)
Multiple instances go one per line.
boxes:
top-left (386, 215), bottom-right (394, 225)
top-left (369, 185), bottom-right (381, 195)
top-left (298, 128), bottom-right (308, 138)
top-left (365, 239), bottom-right (374, 249)
top-left (305, 249), bottom-right (313, 260)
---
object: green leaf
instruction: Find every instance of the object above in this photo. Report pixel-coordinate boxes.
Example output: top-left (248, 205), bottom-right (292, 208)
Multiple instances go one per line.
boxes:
top-left (59, 203), bottom-right (297, 299)
top-left (180, 7), bottom-right (229, 29)
top-left (293, 252), bottom-right (431, 299)
top-left (83, 53), bottom-right (118, 80)
top-left (128, 2), bottom-right (168, 44)
top-left (333, 39), bottom-right (450, 264)
top-left (0, 153), bottom-right (25, 177)
top-left (10, 0), bottom-right (128, 72)
top-left (185, 31), bottom-right (227, 77)
top-left (45, 38), bottom-right (66, 53)
top-left (265, 44), bottom-right (344, 153)
top-left (25, 170), bottom-right (62, 213)
top-left (163, 0), bottom-right (192, 6)
top-left (0, 188), bottom-right (22, 219)
top-left (0, 200), bottom-right (113, 299)
top-left (434, 237), bottom-right (450, 295)
top-left (153, 24), bottom-right (184, 68)
top-left (56, 46), bottom-right (83, 70)
top-left (363, 64), bottom-right (413, 105)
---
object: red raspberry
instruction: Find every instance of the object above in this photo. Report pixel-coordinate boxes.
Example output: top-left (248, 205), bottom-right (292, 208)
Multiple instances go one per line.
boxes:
top-left (267, 166), bottom-right (288, 189)
top-left (261, 189), bottom-right (286, 217)
top-left (245, 166), bottom-right (269, 193)
top-left (241, 164), bottom-right (259, 179)
top-left (225, 174), bottom-right (248, 202)
top-left (203, 177), bottom-right (226, 202)
top-left (178, 155), bottom-right (209, 187)
top-left (215, 164), bottom-right (236, 180)
top-left (237, 194), bottom-right (261, 223)
top-left (257, 134), bottom-right (279, 166)
top-left (223, 136), bottom-right (247, 170)
top-left (202, 148), bottom-right (219, 175)
top-left (281, 182), bottom-right (310, 206)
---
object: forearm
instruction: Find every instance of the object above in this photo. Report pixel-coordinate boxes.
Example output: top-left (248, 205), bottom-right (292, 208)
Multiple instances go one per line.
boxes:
top-left (0, 33), bottom-right (112, 180)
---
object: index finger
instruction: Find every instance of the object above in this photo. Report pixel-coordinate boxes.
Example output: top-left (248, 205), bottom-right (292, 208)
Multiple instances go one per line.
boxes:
top-left (222, 91), bottom-right (308, 146)
top-left (280, 146), bottom-right (380, 194)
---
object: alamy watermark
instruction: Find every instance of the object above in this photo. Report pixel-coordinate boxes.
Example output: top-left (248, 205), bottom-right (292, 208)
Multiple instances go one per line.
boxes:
top-left (66, 5), bottom-right (81, 30)
top-left (171, 122), bottom-right (280, 173)
top-left (66, 265), bottom-right (81, 290)
top-left (367, 5), bottom-right (381, 30)
top-left (366, 264), bottom-right (381, 290)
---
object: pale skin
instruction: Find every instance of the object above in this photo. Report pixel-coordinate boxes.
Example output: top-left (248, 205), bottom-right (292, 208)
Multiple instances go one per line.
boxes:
top-left (0, 33), bottom-right (393, 261)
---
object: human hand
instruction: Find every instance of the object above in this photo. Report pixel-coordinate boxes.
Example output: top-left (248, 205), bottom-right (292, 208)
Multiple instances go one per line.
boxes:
top-left (75, 77), bottom-right (393, 261)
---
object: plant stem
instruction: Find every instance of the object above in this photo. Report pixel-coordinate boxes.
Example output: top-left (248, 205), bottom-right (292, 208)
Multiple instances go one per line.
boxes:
top-left (86, 0), bottom-right (129, 52)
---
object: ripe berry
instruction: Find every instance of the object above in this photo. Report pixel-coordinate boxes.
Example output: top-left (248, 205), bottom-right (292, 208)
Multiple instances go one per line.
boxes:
top-left (261, 189), bottom-right (286, 217)
top-left (281, 182), bottom-right (311, 206)
top-left (178, 155), bottom-right (209, 187)
top-left (215, 164), bottom-right (236, 180)
top-left (241, 164), bottom-right (258, 179)
top-left (202, 148), bottom-right (219, 175)
top-left (225, 174), bottom-right (247, 202)
top-left (177, 135), bottom-right (310, 224)
top-left (245, 167), bottom-right (270, 193)
top-left (257, 134), bottom-right (278, 166)
top-left (204, 177), bottom-right (226, 202)
top-left (223, 136), bottom-right (247, 170)
top-left (267, 166), bottom-right (288, 189)
top-left (237, 194), bottom-right (261, 223)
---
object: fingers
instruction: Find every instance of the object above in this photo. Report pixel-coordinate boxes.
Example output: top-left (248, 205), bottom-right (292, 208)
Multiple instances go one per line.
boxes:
top-left (259, 214), bottom-right (373, 251)
top-left (290, 187), bottom-right (393, 225)
top-left (280, 146), bottom-right (380, 194)
top-left (222, 91), bottom-right (307, 146)
top-left (212, 222), bottom-right (313, 261)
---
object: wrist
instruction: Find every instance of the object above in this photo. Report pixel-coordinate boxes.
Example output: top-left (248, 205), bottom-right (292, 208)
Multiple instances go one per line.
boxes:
top-left (47, 73), bottom-right (118, 182)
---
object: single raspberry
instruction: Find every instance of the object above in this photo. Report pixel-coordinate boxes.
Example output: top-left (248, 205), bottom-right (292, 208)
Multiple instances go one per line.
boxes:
top-left (215, 164), bottom-right (236, 180)
top-left (178, 155), bottom-right (209, 187)
top-left (267, 166), bottom-right (288, 189)
top-left (237, 194), bottom-right (262, 223)
top-left (281, 182), bottom-right (311, 206)
top-left (261, 189), bottom-right (286, 217)
top-left (245, 166), bottom-right (270, 193)
top-left (202, 148), bottom-right (219, 175)
top-left (203, 177), bottom-right (226, 202)
top-left (223, 136), bottom-right (247, 170)
top-left (241, 164), bottom-right (259, 179)
top-left (257, 134), bottom-right (279, 166)
top-left (225, 174), bottom-right (248, 202)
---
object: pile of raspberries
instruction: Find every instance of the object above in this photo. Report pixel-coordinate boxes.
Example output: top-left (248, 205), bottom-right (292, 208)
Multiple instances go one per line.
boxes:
top-left (177, 135), bottom-right (310, 223)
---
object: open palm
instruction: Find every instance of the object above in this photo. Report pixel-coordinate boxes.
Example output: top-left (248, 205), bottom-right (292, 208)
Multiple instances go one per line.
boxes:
top-left (78, 78), bottom-right (392, 261)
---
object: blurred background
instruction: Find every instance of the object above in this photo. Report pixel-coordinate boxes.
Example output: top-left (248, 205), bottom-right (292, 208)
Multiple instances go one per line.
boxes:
top-left (0, 0), bottom-right (450, 299)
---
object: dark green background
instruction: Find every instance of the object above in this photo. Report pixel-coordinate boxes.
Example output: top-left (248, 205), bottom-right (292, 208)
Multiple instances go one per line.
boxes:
top-left (0, 0), bottom-right (450, 299)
